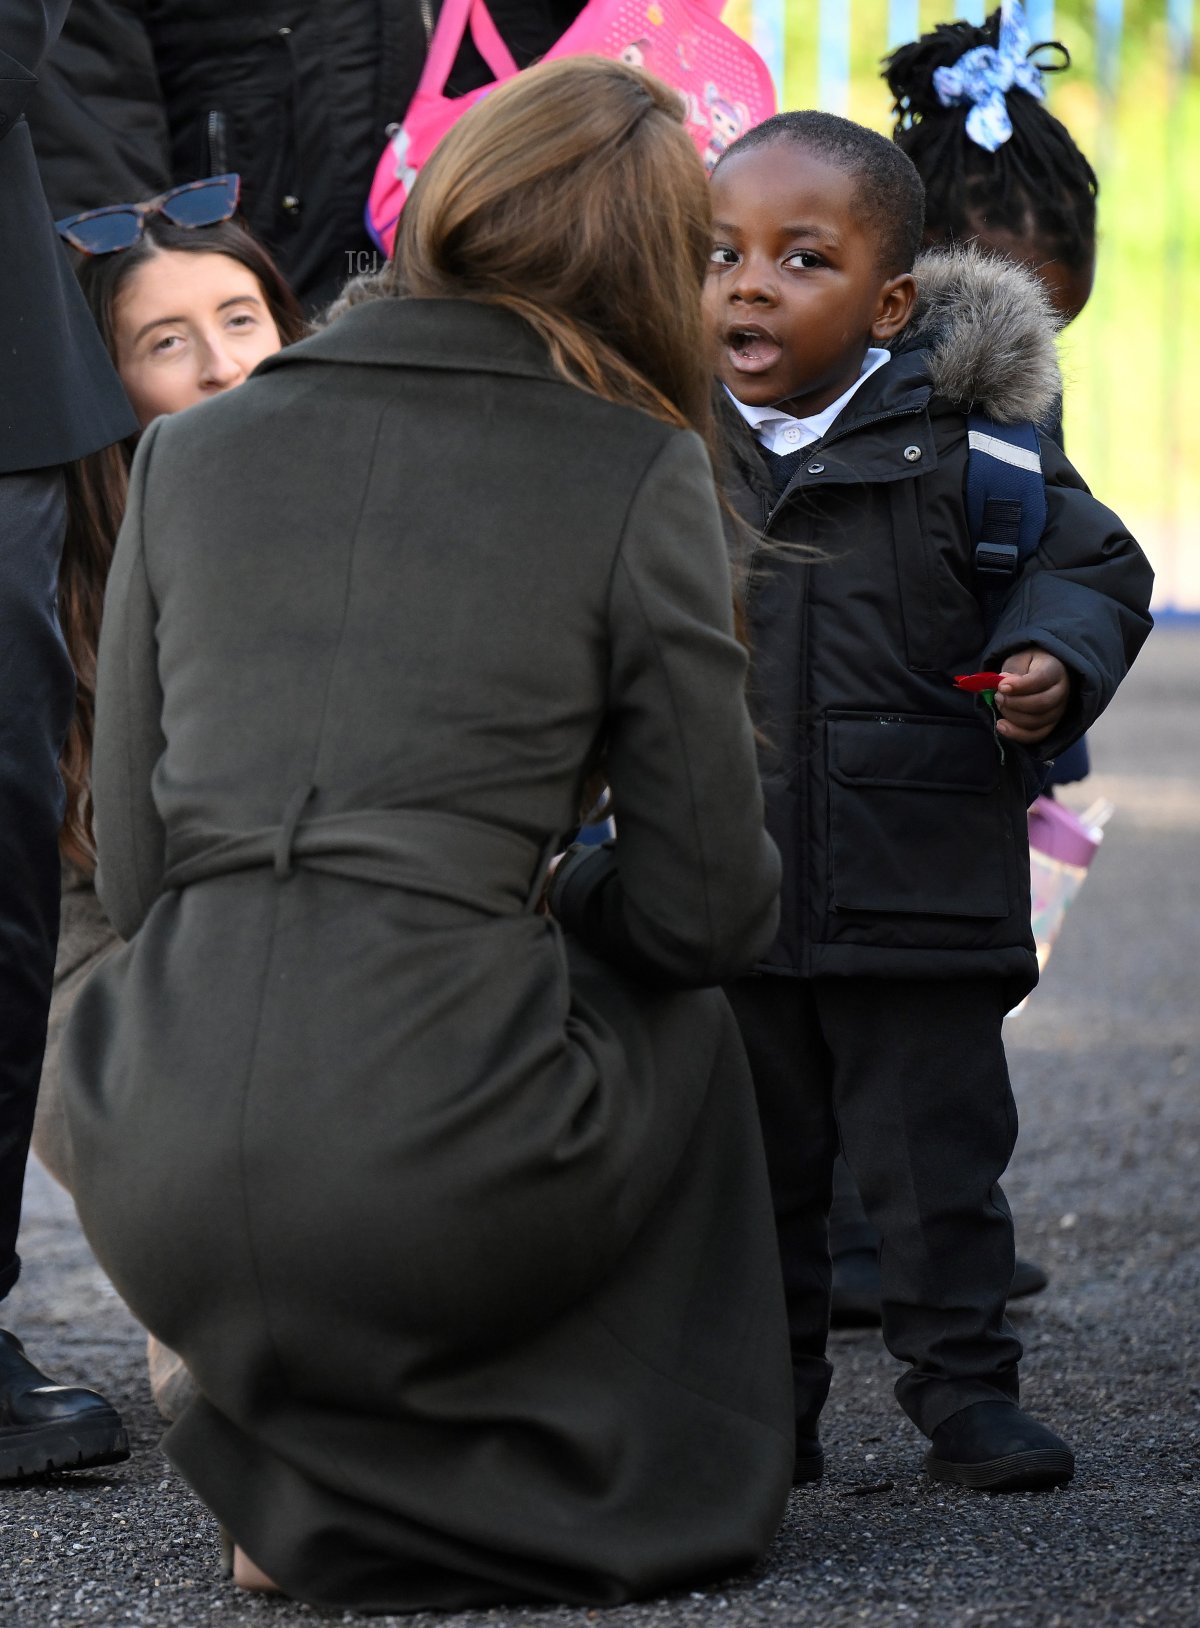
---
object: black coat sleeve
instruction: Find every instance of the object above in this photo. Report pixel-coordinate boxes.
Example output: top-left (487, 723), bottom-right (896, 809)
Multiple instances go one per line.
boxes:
top-left (0, 0), bottom-right (138, 471)
top-left (23, 0), bottom-right (171, 216)
top-left (0, 0), bottom-right (70, 140)
top-left (982, 436), bottom-right (1155, 759)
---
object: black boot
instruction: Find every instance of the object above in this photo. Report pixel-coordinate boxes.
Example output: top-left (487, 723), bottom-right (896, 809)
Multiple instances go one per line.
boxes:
top-left (1009, 1257), bottom-right (1049, 1300)
top-left (792, 1389), bottom-right (825, 1486)
top-left (0, 1329), bottom-right (129, 1481)
top-left (793, 1421), bottom-right (824, 1486)
top-left (925, 1400), bottom-right (1074, 1491)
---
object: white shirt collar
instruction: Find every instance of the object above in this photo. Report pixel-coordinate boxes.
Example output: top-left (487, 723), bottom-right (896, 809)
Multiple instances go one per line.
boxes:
top-left (727, 348), bottom-right (891, 457)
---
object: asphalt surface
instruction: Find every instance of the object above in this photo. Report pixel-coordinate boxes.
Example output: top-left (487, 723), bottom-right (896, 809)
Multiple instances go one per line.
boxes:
top-left (1, 626), bottom-right (1196, 1628)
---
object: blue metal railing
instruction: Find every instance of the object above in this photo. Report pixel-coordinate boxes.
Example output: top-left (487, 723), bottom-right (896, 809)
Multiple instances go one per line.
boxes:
top-left (751, 0), bottom-right (787, 96)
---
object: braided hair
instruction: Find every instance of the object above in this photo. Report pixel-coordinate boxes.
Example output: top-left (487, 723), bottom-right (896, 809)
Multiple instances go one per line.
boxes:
top-left (883, 9), bottom-right (1097, 274)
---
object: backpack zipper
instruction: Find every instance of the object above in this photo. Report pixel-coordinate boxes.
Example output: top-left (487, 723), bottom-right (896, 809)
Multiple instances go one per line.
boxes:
top-left (419, 0), bottom-right (435, 43)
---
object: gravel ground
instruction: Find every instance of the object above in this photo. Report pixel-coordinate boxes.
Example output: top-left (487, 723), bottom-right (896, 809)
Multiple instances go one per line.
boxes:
top-left (1, 627), bottom-right (1196, 1628)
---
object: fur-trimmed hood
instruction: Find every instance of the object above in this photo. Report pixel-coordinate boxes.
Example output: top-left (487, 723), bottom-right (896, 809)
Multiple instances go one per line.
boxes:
top-left (892, 245), bottom-right (1063, 426)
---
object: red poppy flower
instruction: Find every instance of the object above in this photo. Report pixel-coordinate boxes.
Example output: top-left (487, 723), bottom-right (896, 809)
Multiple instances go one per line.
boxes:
top-left (954, 671), bottom-right (1006, 694)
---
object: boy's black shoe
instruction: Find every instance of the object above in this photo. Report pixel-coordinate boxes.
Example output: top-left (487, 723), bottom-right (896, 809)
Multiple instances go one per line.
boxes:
top-left (925, 1401), bottom-right (1074, 1491)
top-left (0, 1329), bottom-right (130, 1481)
top-left (830, 1249), bottom-right (1049, 1329)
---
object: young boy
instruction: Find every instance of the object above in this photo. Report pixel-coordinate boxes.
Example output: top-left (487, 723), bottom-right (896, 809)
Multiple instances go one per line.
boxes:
top-left (705, 111), bottom-right (1153, 1491)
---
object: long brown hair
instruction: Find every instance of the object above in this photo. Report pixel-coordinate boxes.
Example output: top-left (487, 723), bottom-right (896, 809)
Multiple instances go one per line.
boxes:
top-left (388, 56), bottom-right (716, 445)
top-left (328, 59), bottom-right (743, 814)
top-left (391, 57), bottom-right (726, 817)
top-left (59, 215), bottom-right (306, 872)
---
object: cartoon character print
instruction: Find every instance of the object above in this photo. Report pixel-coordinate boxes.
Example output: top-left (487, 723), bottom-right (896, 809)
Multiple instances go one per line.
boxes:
top-left (389, 124), bottom-right (419, 196)
top-left (701, 83), bottom-right (750, 172)
top-left (620, 38), bottom-right (651, 69)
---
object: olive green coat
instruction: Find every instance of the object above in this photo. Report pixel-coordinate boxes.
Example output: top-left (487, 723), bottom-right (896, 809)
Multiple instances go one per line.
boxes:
top-left (32, 867), bottom-right (119, 1192)
top-left (61, 298), bottom-right (791, 1612)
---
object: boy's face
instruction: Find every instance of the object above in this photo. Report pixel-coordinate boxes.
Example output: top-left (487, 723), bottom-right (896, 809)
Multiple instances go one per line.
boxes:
top-left (705, 143), bottom-right (914, 419)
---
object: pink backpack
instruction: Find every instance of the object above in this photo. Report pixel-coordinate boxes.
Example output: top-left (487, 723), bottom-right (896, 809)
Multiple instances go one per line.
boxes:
top-left (365, 0), bottom-right (777, 255)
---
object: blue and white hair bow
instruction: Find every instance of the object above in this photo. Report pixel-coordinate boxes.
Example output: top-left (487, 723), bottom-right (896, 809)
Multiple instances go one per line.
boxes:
top-left (933, 0), bottom-right (1045, 152)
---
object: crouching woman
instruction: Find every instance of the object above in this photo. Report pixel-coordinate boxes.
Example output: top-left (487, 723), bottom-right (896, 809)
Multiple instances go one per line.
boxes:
top-left (60, 56), bottom-right (792, 1613)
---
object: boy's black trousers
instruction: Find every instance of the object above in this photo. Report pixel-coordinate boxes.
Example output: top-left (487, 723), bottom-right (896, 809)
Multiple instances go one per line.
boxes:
top-left (726, 973), bottom-right (1023, 1438)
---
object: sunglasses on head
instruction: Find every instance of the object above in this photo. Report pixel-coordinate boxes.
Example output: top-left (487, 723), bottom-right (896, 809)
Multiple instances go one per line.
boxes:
top-left (56, 174), bottom-right (242, 256)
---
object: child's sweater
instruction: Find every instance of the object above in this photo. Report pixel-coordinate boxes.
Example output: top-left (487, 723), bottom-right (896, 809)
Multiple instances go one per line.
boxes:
top-left (719, 247), bottom-right (1153, 990)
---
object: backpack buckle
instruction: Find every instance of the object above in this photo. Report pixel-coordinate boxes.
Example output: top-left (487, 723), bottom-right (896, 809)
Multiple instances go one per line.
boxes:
top-left (975, 540), bottom-right (1020, 580)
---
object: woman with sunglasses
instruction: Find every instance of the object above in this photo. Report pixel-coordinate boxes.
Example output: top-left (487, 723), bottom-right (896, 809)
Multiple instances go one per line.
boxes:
top-left (30, 183), bottom-right (306, 1352)
top-left (57, 58), bottom-right (791, 1610)
top-left (54, 174), bottom-right (307, 428)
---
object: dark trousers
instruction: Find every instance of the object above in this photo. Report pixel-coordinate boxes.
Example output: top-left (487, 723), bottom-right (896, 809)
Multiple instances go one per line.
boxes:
top-left (726, 974), bottom-right (1022, 1436)
top-left (0, 467), bottom-right (73, 1303)
top-left (829, 1153), bottom-right (877, 1257)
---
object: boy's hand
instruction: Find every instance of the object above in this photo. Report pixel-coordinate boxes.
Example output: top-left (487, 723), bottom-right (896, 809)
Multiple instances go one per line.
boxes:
top-left (994, 648), bottom-right (1071, 745)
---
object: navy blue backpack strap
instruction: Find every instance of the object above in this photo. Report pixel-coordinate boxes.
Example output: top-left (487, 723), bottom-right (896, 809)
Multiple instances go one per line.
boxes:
top-left (966, 413), bottom-right (1055, 801)
top-left (966, 413), bottom-right (1046, 638)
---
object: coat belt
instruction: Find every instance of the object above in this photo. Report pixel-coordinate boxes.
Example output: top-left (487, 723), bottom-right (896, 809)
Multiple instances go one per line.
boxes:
top-left (161, 794), bottom-right (554, 917)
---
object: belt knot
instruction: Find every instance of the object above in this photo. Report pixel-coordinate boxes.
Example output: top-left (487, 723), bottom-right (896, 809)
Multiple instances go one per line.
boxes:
top-left (274, 785), bottom-right (317, 880)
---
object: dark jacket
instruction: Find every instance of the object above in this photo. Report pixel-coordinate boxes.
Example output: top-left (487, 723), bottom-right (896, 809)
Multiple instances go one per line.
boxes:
top-left (0, 0), bottom-right (137, 472)
top-left (26, 0), bottom-right (583, 311)
top-left (720, 248), bottom-right (1154, 989)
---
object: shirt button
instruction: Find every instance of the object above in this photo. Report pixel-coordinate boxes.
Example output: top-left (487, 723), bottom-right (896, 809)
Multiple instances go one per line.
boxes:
top-left (784, 426), bottom-right (801, 443)
top-left (807, 461), bottom-right (824, 475)
top-left (904, 444), bottom-right (923, 462)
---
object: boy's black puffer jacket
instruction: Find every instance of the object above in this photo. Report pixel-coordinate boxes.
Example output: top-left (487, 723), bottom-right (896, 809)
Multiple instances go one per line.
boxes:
top-left (720, 248), bottom-right (1154, 992)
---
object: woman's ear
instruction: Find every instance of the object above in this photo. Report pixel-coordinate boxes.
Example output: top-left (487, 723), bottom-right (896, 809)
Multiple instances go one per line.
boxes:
top-left (871, 273), bottom-right (918, 344)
